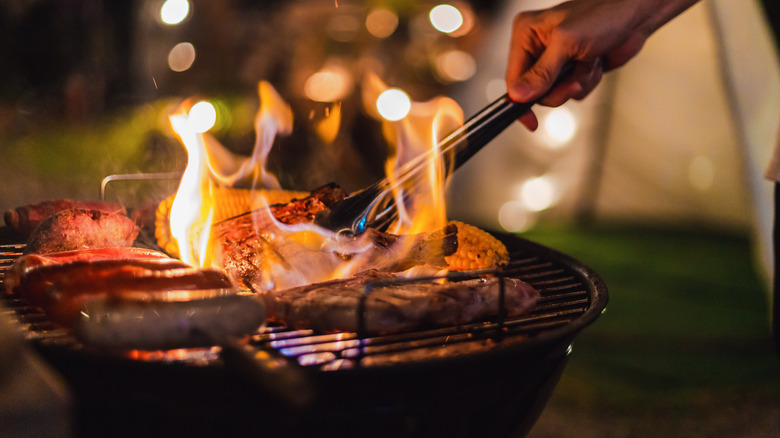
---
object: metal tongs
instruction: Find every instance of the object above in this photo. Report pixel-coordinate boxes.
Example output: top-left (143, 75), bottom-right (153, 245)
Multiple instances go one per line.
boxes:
top-left (314, 68), bottom-right (572, 235)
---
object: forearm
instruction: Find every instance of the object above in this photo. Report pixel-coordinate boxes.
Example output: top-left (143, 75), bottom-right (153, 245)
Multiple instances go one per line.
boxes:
top-left (638, 0), bottom-right (701, 34)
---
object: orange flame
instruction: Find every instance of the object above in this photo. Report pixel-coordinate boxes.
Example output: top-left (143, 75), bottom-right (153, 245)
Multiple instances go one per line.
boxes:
top-left (169, 75), bottom-right (464, 287)
top-left (363, 72), bottom-right (464, 235)
top-left (168, 82), bottom-right (293, 267)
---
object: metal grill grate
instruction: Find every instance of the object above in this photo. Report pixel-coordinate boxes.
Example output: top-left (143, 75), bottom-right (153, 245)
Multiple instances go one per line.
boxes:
top-left (0, 228), bottom-right (606, 370)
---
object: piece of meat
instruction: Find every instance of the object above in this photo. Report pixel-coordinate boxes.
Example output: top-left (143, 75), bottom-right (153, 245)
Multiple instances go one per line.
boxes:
top-left (259, 270), bottom-right (540, 335)
top-left (4, 200), bottom-right (126, 238)
top-left (38, 264), bottom-right (235, 327)
top-left (16, 258), bottom-right (192, 309)
top-left (24, 208), bottom-right (139, 254)
top-left (75, 294), bottom-right (266, 351)
top-left (4, 247), bottom-right (173, 296)
top-left (211, 183), bottom-right (456, 291)
top-left (213, 210), bottom-right (456, 292)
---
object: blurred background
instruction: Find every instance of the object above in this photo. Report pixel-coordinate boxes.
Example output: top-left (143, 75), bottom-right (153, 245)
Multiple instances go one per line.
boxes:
top-left (1, 0), bottom-right (780, 436)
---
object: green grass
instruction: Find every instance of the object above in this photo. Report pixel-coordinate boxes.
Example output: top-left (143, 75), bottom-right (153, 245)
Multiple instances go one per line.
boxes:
top-left (521, 224), bottom-right (780, 411)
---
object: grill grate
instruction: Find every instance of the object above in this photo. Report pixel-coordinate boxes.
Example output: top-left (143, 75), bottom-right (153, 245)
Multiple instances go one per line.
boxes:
top-left (0, 228), bottom-right (606, 370)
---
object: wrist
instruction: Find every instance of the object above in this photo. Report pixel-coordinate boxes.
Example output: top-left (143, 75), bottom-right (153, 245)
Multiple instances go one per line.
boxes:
top-left (642, 0), bottom-right (701, 33)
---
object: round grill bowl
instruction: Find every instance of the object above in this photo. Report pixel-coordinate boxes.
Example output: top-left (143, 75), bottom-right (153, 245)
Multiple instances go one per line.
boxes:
top-left (1, 229), bottom-right (607, 437)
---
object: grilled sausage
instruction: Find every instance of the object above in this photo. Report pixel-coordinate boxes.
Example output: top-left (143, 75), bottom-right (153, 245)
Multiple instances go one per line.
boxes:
top-left (24, 208), bottom-right (139, 254)
top-left (17, 258), bottom-right (192, 309)
top-left (41, 265), bottom-right (235, 327)
top-left (75, 294), bottom-right (266, 350)
top-left (5, 200), bottom-right (126, 238)
top-left (4, 247), bottom-right (173, 296)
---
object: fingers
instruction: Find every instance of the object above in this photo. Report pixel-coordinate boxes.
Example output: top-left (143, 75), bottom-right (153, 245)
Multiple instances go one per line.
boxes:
top-left (506, 12), bottom-right (546, 102)
top-left (517, 110), bottom-right (539, 131)
top-left (538, 57), bottom-right (603, 106)
top-left (508, 52), bottom-right (569, 103)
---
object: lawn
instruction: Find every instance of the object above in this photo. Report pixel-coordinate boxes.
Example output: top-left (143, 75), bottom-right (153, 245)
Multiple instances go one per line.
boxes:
top-left (522, 225), bottom-right (780, 437)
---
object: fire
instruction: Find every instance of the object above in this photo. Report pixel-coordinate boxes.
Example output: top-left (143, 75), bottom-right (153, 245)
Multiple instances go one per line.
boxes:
top-left (168, 82), bottom-right (292, 267)
top-left (363, 72), bottom-right (463, 236)
top-left (167, 74), bottom-right (464, 286)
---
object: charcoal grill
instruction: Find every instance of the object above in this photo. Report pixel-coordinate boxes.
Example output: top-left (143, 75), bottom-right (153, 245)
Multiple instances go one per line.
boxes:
top-left (0, 225), bottom-right (607, 438)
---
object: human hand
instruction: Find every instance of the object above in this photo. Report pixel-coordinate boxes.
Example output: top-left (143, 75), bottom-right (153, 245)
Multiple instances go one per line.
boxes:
top-left (506, 0), bottom-right (698, 130)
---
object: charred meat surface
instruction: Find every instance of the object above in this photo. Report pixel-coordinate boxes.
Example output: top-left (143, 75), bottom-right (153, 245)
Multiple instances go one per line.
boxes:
top-left (24, 208), bottom-right (139, 254)
top-left (214, 209), bottom-right (457, 292)
top-left (13, 257), bottom-right (234, 327)
top-left (4, 247), bottom-right (173, 296)
top-left (260, 270), bottom-right (540, 334)
top-left (4, 200), bottom-right (127, 238)
top-left (271, 182), bottom-right (348, 225)
top-left (12, 257), bottom-right (192, 308)
top-left (75, 294), bottom-right (266, 351)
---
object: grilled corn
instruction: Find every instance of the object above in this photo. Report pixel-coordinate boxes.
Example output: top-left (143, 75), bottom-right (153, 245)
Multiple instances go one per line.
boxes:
top-left (443, 221), bottom-right (509, 271)
top-left (155, 188), bottom-right (308, 257)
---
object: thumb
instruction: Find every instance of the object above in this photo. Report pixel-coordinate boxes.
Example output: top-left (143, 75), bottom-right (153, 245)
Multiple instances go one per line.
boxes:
top-left (508, 52), bottom-right (568, 103)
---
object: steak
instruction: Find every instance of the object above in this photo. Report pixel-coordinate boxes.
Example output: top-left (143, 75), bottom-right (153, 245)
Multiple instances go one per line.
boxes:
top-left (259, 270), bottom-right (540, 334)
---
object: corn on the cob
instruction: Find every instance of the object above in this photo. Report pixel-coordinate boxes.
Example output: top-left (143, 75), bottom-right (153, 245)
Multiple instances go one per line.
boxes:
top-left (155, 188), bottom-right (308, 257)
top-left (443, 221), bottom-right (509, 271)
top-left (156, 191), bottom-right (509, 272)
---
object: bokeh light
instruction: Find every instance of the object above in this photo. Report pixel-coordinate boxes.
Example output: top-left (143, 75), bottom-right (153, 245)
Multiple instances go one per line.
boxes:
top-left (328, 14), bottom-right (360, 42)
top-left (160, 0), bottom-right (190, 25)
top-left (168, 42), bottom-right (196, 72)
top-left (429, 4), bottom-right (463, 34)
top-left (485, 78), bottom-right (506, 102)
top-left (519, 176), bottom-right (557, 212)
top-left (304, 65), bottom-right (353, 102)
top-left (541, 106), bottom-right (577, 146)
top-left (434, 50), bottom-right (476, 83)
top-left (376, 89), bottom-right (412, 121)
top-left (188, 101), bottom-right (217, 133)
top-left (366, 8), bottom-right (399, 39)
top-left (498, 201), bottom-right (536, 232)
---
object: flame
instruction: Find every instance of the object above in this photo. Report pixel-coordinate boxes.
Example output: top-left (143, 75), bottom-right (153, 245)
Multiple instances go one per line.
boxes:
top-left (168, 82), bottom-right (293, 267)
top-left (363, 72), bottom-right (464, 236)
top-left (169, 74), bottom-right (465, 288)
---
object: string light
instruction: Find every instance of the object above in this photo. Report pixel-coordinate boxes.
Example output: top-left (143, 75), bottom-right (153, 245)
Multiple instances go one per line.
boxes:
top-left (304, 65), bottom-right (353, 102)
top-left (498, 201), bottom-right (535, 232)
top-left (484, 78), bottom-right (506, 101)
top-left (429, 4), bottom-right (463, 34)
top-left (519, 176), bottom-right (557, 212)
top-left (541, 106), bottom-right (577, 147)
top-left (168, 42), bottom-right (196, 72)
top-left (434, 50), bottom-right (476, 83)
top-left (366, 8), bottom-right (398, 38)
top-left (188, 101), bottom-right (217, 133)
top-left (160, 0), bottom-right (190, 25)
top-left (376, 89), bottom-right (411, 121)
